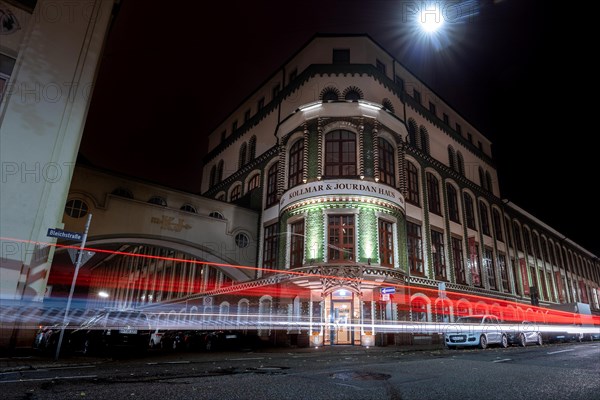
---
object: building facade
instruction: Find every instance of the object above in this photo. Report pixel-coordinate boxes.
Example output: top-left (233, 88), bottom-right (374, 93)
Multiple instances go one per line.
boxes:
top-left (6, 34), bottom-right (598, 350)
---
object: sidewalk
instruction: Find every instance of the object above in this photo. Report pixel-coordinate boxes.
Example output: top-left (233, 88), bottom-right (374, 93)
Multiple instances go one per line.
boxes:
top-left (0, 343), bottom-right (444, 373)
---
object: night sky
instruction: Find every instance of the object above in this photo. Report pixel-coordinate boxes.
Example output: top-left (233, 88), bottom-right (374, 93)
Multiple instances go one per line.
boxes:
top-left (79, 0), bottom-right (598, 256)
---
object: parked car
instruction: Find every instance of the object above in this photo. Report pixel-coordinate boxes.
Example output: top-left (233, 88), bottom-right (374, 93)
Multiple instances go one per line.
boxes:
top-left (201, 330), bottom-right (242, 351)
top-left (149, 329), bottom-right (166, 349)
top-left (444, 314), bottom-right (508, 349)
top-left (68, 310), bottom-right (152, 356)
top-left (33, 324), bottom-right (62, 354)
top-left (507, 321), bottom-right (543, 347)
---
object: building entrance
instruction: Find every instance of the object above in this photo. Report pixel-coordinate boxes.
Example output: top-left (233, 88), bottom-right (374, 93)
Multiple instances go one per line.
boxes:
top-left (324, 288), bottom-right (360, 345)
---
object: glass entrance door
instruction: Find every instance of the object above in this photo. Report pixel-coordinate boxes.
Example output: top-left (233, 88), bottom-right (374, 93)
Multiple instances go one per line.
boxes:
top-left (332, 301), bottom-right (352, 344)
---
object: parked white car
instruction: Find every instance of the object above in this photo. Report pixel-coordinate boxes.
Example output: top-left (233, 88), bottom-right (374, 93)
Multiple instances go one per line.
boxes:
top-left (444, 314), bottom-right (508, 349)
top-left (507, 320), bottom-right (543, 347)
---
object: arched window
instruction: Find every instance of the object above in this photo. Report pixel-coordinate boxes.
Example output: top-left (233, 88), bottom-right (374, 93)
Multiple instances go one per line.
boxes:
top-left (411, 298), bottom-right (428, 322)
top-left (321, 87), bottom-right (340, 101)
top-left (426, 172), bottom-right (441, 214)
top-left (479, 201), bottom-right (490, 236)
top-left (343, 86), bottom-right (362, 101)
top-left (248, 136), bottom-right (257, 161)
top-left (247, 174), bottom-right (260, 191)
top-left (378, 137), bottom-right (395, 186)
top-left (266, 162), bottom-right (278, 207)
top-left (217, 160), bottom-right (224, 182)
top-left (325, 130), bottom-right (356, 177)
top-left (478, 167), bottom-right (485, 188)
top-left (209, 165), bottom-right (216, 188)
top-left (382, 98), bottom-right (394, 113)
top-left (230, 185), bottom-right (241, 201)
top-left (464, 193), bottom-right (476, 229)
top-left (456, 152), bottom-right (465, 175)
top-left (238, 142), bottom-right (247, 169)
top-left (446, 184), bottom-right (460, 223)
top-left (448, 146), bottom-right (456, 171)
top-left (486, 171), bottom-right (493, 192)
top-left (180, 204), bottom-right (197, 213)
top-left (407, 119), bottom-right (418, 147)
top-left (406, 161), bottom-right (420, 205)
top-left (288, 139), bottom-right (304, 187)
top-left (209, 211), bottom-right (224, 219)
top-left (148, 196), bottom-right (167, 206)
top-left (419, 126), bottom-right (430, 155)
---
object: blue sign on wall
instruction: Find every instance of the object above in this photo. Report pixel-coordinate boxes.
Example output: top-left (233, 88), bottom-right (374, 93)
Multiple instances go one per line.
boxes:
top-left (380, 287), bottom-right (396, 294)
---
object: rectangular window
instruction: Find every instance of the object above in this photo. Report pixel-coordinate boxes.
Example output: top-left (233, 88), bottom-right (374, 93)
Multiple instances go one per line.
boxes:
top-left (263, 224), bottom-right (279, 269)
top-left (413, 89), bottom-right (421, 104)
top-left (376, 59), bottom-right (386, 74)
top-left (257, 97), bottom-right (265, 111)
top-left (266, 162), bottom-right (278, 208)
top-left (467, 132), bottom-right (473, 143)
top-left (244, 109), bottom-right (251, 122)
top-left (431, 230), bottom-right (447, 280)
top-left (478, 141), bottom-right (483, 151)
top-left (407, 221), bottom-right (423, 275)
top-left (333, 49), bottom-right (350, 64)
top-left (395, 75), bottom-right (404, 91)
top-left (452, 237), bottom-right (466, 284)
top-left (455, 123), bottom-right (462, 135)
top-left (427, 173), bottom-right (441, 215)
top-left (429, 101), bottom-right (436, 115)
top-left (290, 220), bottom-right (305, 268)
top-left (484, 247), bottom-right (496, 289)
top-left (328, 215), bottom-right (355, 262)
top-left (443, 113), bottom-right (449, 125)
top-left (232, 120), bottom-right (238, 133)
top-left (288, 68), bottom-right (297, 82)
top-left (498, 253), bottom-right (509, 292)
top-left (512, 258), bottom-right (521, 296)
top-left (220, 130), bottom-right (226, 143)
top-left (406, 162), bottom-right (420, 206)
top-left (378, 219), bottom-right (394, 267)
top-left (473, 243), bottom-right (482, 287)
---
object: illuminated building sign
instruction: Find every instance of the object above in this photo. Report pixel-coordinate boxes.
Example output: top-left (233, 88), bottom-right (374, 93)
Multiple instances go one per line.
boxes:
top-left (280, 179), bottom-right (405, 210)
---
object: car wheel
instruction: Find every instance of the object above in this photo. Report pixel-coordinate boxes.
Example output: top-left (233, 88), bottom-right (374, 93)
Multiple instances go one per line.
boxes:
top-left (536, 333), bottom-right (543, 346)
top-left (500, 334), bottom-right (508, 348)
top-left (519, 333), bottom-right (527, 347)
top-left (479, 335), bottom-right (487, 349)
top-left (150, 340), bottom-right (156, 349)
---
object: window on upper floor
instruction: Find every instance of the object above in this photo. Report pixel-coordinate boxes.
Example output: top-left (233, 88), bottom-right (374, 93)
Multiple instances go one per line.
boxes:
top-left (266, 162), bottom-right (278, 208)
top-left (333, 49), bottom-right (350, 64)
top-left (112, 187), bottom-right (133, 199)
top-left (407, 221), bottom-right (423, 275)
top-left (426, 172), bottom-right (441, 215)
top-left (479, 201), bottom-right (490, 236)
top-left (230, 185), bottom-right (241, 202)
top-left (65, 199), bottom-right (88, 218)
top-left (492, 208), bottom-right (503, 242)
top-left (272, 83), bottom-right (280, 99)
top-left (448, 146), bottom-right (456, 171)
top-left (328, 214), bottom-right (355, 262)
top-left (247, 174), bottom-right (260, 191)
top-left (232, 120), bottom-right (238, 132)
top-left (378, 137), bottom-right (395, 187)
top-left (467, 132), bottom-right (473, 143)
top-left (321, 86), bottom-right (340, 101)
top-left (263, 223), bottom-right (279, 268)
top-left (180, 204), bottom-right (196, 213)
top-left (419, 126), bottom-right (430, 155)
top-left (244, 109), bottom-right (251, 123)
top-left (455, 123), bottom-right (462, 135)
top-left (379, 219), bottom-right (394, 267)
top-left (325, 130), bottom-right (356, 177)
top-left (464, 193), bottom-right (476, 230)
top-left (220, 130), bottom-right (226, 143)
top-left (456, 152), bottom-right (465, 175)
top-left (257, 97), bottom-right (265, 111)
top-left (413, 89), bottom-right (421, 104)
top-left (238, 142), bottom-right (247, 169)
top-left (248, 135), bottom-right (256, 161)
top-left (290, 219), bottom-right (305, 268)
top-left (431, 229), bottom-right (447, 280)
top-left (406, 161), bottom-right (420, 206)
top-left (288, 68), bottom-right (297, 82)
top-left (376, 59), bottom-right (386, 74)
top-left (288, 139), bottom-right (304, 188)
top-left (343, 86), bottom-right (362, 101)
top-left (443, 113), bottom-right (449, 125)
top-left (148, 196), bottom-right (167, 207)
top-left (429, 101), bottom-right (436, 115)
top-left (447, 184), bottom-right (460, 223)
top-left (395, 75), bottom-right (405, 91)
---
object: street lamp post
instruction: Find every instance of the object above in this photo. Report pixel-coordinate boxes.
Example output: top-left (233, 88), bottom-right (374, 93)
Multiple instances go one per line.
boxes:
top-left (54, 213), bottom-right (92, 361)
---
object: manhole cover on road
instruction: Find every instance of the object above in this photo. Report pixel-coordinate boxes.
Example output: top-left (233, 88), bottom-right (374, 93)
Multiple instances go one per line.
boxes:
top-left (331, 371), bottom-right (391, 381)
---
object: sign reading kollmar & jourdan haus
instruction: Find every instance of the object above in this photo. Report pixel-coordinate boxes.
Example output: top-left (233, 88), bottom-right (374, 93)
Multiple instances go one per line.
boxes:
top-left (279, 179), bottom-right (405, 210)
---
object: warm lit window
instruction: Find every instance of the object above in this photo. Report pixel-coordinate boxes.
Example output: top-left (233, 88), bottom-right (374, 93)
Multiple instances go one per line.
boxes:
top-left (288, 140), bottom-right (304, 187)
top-left (378, 219), bottom-right (394, 267)
top-left (325, 130), bottom-right (356, 177)
top-left (426, 173), bottom-right (441, 215)
top-left (406, 161), bottom-right (420, 205)
top-left (266, 162), bottom-right (278, 207)
top-left (378, 138), bottom-right (395, 186)
top-left (407, 221), bottom-right (423, 275)
top-left (290, 220), bottom-right (305, 268)
top-left (328, 215), bottom-right (355, 262)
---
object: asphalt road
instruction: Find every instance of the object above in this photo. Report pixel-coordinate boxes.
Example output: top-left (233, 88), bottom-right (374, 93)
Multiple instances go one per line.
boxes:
top-left (1, 342), bottom-right (599, 400)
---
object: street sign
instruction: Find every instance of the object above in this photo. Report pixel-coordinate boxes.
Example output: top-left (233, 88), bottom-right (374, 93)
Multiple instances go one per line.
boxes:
top-left (47, 228), bottom-right (83, 241)
top-left (381, 293), bottom-right (390, 301)
top-left (67, 248), bottom-right (95, 265)
top-left (381, 287), bottom-right (396, 294)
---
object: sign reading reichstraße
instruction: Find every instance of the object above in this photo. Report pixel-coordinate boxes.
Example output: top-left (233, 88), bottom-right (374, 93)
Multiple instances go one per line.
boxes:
top-left (47, 228), bottom-right (83, 241)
